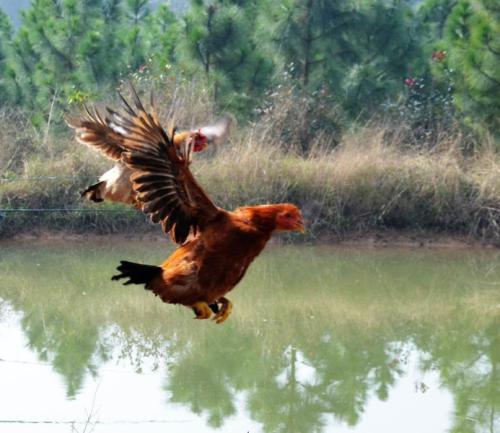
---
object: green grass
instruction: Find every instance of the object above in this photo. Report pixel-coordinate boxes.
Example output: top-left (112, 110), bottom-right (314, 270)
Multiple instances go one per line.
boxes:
top-left (1, 83), bottom-right (500, 241)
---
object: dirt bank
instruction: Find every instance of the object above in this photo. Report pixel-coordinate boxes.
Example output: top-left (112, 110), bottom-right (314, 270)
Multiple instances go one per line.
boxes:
top-left (3, 228), bottom-right (498, 249)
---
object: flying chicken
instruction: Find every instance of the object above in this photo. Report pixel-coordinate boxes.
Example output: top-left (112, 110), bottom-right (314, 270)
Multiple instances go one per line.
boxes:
top-left (106, 89), bottom-right (305, 324)
top-left (67, 103), bottom-right (232, 206)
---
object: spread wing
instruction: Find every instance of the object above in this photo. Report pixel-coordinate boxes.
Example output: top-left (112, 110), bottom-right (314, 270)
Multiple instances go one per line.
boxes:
top-left (67, 107), bottom-right (229, 161)
top-left (111, 87), bottom-right (221, 244)
top-left (66, 106), bottom-right (126, 161)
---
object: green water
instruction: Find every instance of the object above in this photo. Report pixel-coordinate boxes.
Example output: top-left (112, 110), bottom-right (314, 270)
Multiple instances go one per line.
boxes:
top-left (0, 241), bottom-right (499, 433)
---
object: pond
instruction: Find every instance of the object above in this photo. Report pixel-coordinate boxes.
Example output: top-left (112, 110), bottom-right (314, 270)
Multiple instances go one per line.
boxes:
top-left (0, 240), bottom-right (499, 433)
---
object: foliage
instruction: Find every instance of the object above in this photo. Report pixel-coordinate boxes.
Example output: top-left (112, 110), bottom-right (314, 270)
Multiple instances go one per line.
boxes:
top-left (271, 0), bottom-right (424, 118)
top-left (0, 0), bottom-right (498, 142)
top-left (1, 0), bottom-right (178, 126)
top-left (420, 0), bottom-right (500, 138)
top-left (2, 83), bottom-right (500, 241)
top-left (180, 0), bottom-right (274, 116)
top-left (444, 0), bottom-right (500, 136)
top-left (0, 9), bottom-right (17, 104)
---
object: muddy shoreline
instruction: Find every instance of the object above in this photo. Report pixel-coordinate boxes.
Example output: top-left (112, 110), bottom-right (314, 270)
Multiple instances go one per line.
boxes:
top-left (2, 228), bottom-right (498, 249)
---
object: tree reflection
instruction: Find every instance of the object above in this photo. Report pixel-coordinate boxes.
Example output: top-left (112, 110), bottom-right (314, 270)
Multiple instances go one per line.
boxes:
top-left (165, 331), bottom-right (261, 428)
top-left (416, 321), bottom-right (500, 433)
top-left (2, 297), bottom-right (499, 432)
top-left (1, 244), bottom-right (499, 432)
top-left (305, 332), bottom-right (404, 426)
top-left (20, 309), bottom-right (101, 398)
top-left (248, 345), bottom-right (326, 433)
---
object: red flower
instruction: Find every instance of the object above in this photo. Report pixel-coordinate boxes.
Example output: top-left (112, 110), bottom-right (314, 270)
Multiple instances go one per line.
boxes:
top-left (404, 78), bottom-right (416, 87)
top-left (432, 50), bottom-right (446, 62)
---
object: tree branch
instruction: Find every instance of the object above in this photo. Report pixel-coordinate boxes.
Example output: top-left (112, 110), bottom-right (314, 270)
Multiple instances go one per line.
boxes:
top-left (477, 67), bottom-right (500, 87)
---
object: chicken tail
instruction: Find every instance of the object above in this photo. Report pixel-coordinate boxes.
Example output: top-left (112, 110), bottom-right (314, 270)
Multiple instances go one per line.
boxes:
top-left (111, 260), bottom-right (162, 287)
top-left (81, 181), bottom-right (105, 202)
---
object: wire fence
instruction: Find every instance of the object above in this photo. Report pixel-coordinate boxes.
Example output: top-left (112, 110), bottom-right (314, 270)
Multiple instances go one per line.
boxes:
top-left (0, 175), bottom-right (140, 216)
top-left (0, 209), bottom-right (137, 213)
top-left (0, 175), bottom-right (151, 238)
top-left (0, 357), bottom-right (160, 376)
top-left (0, 419), bottom-right (192, 425)
top-left (0, 357), bottom-right (193, 427)
top-left (0, 176), bottom-right (79, 182)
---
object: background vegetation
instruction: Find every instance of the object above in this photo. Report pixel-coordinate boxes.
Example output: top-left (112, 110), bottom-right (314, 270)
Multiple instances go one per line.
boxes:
top-left (0, 0), bottom-right (499, 240)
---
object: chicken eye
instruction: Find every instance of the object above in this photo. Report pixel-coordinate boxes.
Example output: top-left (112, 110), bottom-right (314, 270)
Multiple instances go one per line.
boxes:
top-left (284, 212), bottom-right (292, 218)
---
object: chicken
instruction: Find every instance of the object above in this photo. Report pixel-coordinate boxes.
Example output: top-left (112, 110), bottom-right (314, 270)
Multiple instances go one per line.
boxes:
top-left (67, 99), bottom-right (232, 206)
top-left (110, 89), bottom-right (305, 324)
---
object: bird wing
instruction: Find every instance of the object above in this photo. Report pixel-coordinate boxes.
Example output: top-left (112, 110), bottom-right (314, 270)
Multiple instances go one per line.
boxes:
top-left (67, 108), bottom-right (229, 161)
top-left (66, 106), bottom-right (126, 161)
top-left (111, 87), bottom-right (221, 244)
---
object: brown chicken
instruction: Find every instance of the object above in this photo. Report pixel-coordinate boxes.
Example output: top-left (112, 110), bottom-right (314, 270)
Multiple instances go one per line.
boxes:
top-left (110, 90), bottom-right (305, 323)
top-left (67, 101), bottom-right (232, 206)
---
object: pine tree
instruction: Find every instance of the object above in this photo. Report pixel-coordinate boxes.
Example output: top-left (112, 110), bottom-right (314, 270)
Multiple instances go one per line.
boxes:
top-left (273, 0), bottom-right (421, 117)
top-left (180, 0), bottom-right (274, 114)
top-left (10, 0), bottom-right (105, 115)
top-left (274, 0), bottom-right (358, 88)
top-left (0, 9), bottom-right (17, 104)
top-left (9, 26), bottom-right (39, 108)
top-left (418, 0), bottom-right (457, 40)
top-left (8, 0), bottom-right (154, 120)
top-left (143, 3), bottom-right (179, 76)
top-left (342, 0), bottom-right (423, 116)
top-left (444, 0), bottom-right (500, 135)
top-left (85, 0), bottom-right (126, 86)
top-left (121, 0), bottom-right (150, 72)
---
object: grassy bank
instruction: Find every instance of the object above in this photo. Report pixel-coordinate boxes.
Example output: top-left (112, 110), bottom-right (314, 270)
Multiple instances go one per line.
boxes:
top-left (1, 85), bottom-right (500, 242)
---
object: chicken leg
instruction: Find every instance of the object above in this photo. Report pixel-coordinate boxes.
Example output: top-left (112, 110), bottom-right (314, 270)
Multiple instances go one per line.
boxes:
top-left (191, 302), bottom-right (212, 320)
top-left (212, 297), bottom-right (233, 324)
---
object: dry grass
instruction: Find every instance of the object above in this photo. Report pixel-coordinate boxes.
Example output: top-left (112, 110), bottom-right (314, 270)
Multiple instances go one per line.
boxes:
top-left (195, 124), bottom-right (500, 240)
top-left (1, 81), bottom-right (500, 240)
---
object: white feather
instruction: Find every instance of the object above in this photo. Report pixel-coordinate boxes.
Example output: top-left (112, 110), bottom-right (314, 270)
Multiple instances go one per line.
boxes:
top-left (99, 164), bottom-right (124, 184)
top-left (99, 163), bottom-right (135, 203)
top-left (198, 115), bottom-right (234, 145)
top-left (109, 122), bottom-right (128, 136)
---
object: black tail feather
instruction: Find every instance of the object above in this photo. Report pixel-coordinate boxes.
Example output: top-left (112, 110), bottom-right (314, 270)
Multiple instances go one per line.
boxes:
top-left (81, 181), bottom-right (104, 202)
top-left (111, 260), bottom-right (162, 287)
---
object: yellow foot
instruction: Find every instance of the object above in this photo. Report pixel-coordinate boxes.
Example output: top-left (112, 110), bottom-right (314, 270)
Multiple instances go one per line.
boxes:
top-left (212, 297), bottom-right (233, 324)
top-left (191, 302), bottom-right (212, 320)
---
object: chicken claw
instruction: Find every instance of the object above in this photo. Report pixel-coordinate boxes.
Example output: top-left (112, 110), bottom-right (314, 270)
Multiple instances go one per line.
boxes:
top-left (212, 297), bottom-right (233, 324)
top-left (192, 302), bottom-right (212, 320)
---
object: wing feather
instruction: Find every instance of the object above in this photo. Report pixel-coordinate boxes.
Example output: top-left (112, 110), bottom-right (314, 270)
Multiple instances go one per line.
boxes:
top-left (66, 106), bottom-right (126, 161)
top-left (114, 86), bottom-right (220, 244)
top-left (139, 187), bottom-right (178, 203)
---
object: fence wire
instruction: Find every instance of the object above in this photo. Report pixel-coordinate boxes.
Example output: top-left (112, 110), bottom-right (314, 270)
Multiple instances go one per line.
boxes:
top-left (0, 176), bottom-right (78, 182)
top-left (0, 419), bottom-right (192, 425)
top-left (0, 209), bottom-right (137, 213)
top-left (0, 175), bottom-right (141, 216)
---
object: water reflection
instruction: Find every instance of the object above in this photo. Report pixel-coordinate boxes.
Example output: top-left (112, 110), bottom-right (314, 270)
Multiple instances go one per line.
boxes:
top-left (416, 322), bottom-right (500, 433)
top-left (21, 310), bottom-right (101, 397)
top-left (0, 242), bottom-right (499, 432)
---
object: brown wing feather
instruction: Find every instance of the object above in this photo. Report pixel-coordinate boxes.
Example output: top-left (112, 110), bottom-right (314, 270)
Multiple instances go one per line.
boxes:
top-left (114, 86), bottom-right (220, 244)
top-left (66, 105), bottom-right (126, 161)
